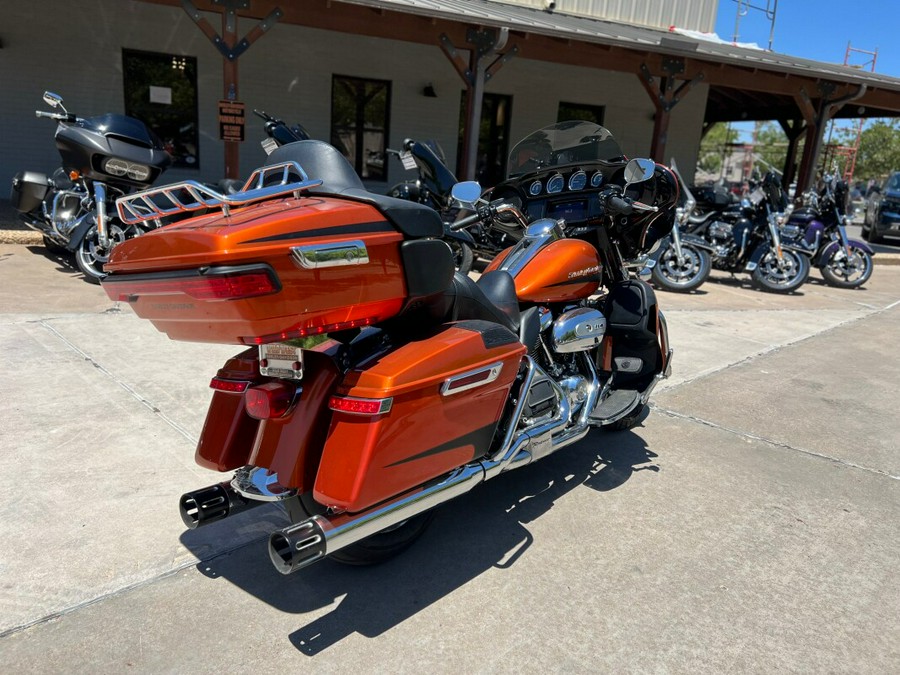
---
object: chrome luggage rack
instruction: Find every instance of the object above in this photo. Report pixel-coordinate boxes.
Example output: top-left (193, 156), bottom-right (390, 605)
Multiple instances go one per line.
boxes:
top-left (115, 161), bottom-right (323, 225)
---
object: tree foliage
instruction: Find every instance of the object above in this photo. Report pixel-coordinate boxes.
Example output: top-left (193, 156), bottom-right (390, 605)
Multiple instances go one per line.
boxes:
top-left (836, 119), bottom-right (900, 182)
top-left (697, 122), bottom-right (739, 175)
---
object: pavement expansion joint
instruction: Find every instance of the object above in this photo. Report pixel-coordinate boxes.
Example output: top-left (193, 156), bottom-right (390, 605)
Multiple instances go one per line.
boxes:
top-left (0, 534), bottom-right (271, 640)
top-left (652, 404), bottom-right (900, 481)
top-left (38, 319), bottom-right (198, 444)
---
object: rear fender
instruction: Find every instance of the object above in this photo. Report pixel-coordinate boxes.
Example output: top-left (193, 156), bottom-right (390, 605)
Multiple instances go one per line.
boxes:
top-left (196, 346), bottom-right (341, 492)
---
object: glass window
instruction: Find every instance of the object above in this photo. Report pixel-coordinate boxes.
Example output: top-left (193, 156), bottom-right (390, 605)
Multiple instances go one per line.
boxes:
top-left (331, 75), bottom-right (391, 180)
top-left (557, 102), bottom-right (605, 126)
top-left (122, 49), bottom-right (199, 169)
top-left (457, 92), bottom-right (512, 186)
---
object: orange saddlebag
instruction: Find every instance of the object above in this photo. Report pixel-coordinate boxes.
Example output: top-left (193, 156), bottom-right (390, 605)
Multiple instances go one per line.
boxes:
top-left (314, 322), bottom-right (526, 513)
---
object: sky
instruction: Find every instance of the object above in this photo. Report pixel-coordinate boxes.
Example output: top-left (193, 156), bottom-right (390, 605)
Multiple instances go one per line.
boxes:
top-left (713, 0), bottom-right (896, 76)
top-left (712, 0), bottom-right (898, 139)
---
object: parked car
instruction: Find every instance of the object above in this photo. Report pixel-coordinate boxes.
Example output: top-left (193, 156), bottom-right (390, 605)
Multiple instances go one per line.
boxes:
top-left (862, 171), bottom-right (900, 243)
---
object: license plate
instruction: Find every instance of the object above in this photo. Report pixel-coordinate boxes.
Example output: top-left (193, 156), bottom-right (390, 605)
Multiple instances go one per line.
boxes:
top-left (259, 343), bottom-right (303, 380)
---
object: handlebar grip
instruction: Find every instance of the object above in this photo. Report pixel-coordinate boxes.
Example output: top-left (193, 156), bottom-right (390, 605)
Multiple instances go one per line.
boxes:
top-left (450, 211), bottom-right (482, 231)
top-left (35, 111), bottom-right (62, 119)
top-left (606, 195), bottom-right (633, 215)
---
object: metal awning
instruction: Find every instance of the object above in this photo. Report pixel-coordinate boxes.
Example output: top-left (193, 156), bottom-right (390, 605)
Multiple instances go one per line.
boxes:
top-left (336, 0), bottom-right (900, 120)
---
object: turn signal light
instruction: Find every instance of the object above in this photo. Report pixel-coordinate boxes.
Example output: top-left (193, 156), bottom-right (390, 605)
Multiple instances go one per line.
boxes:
top-left (328, 395), bottom-right (392, 416)
top-left (245, 382), bottom-right (297, 420)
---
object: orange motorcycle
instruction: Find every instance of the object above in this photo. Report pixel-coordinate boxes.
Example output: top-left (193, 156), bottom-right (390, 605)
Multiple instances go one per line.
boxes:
top-left (101, 121), bottom-right (677, 574)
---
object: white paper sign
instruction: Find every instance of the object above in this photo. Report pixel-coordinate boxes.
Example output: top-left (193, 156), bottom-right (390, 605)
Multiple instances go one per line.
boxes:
top-left (149, 86), bottom-right (172, 105)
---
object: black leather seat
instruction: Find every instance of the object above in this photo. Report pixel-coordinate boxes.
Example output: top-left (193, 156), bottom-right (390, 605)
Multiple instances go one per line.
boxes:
top-left (443, 271), bottom-right (520, 335)
top-left (266, 141), bottom-right (443, 238)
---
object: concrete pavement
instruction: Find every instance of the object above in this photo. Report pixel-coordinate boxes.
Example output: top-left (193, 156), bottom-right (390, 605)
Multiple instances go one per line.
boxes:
top-left (0, 243), bottom-right (898, 672)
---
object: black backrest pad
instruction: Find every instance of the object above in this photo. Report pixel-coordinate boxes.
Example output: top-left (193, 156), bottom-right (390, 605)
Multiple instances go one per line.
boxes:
top-left (401, 239), bottom-right (455, 298)
top-left (266, 140), bottom-right (443, 238)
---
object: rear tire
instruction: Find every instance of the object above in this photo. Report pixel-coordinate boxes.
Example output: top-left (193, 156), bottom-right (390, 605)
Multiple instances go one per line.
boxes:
top-left (41, 235), bottom-right (68, 254)
top-left (651, 242), bottom-right (711, 292)
top-left (820, 245), bottom-right (873, 288)
top-left (448, 239), bottom-right (474, 275)
top-left (602, 404), bottom-right (648, 432)
top-left (297, 493), bottom-right (435, 566)
top-left (751, 248), bottom-right (810, 293)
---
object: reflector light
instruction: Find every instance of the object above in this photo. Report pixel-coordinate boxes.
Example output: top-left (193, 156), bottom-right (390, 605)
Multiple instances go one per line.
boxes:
top-left (328, 395), bottom-right (392, 416)
top-left (107, 267), bottom-right (280, 302)
top-left (243, 316), bottom-right (376, 346)
top-left (245, 382), bottom-right (296, 420)
top-left (209, 377), bottom-right (250, 393)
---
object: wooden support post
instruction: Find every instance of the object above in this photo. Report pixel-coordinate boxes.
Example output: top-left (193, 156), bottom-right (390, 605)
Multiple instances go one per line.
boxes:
top-left (777, 119), bottom-right (806, 192)
top-left (439, 28), bottom-right (517, 180)
top-left (639, 58), bottom-right (705, 163)
top-left (794, 83), bottom-right (866, 194)
top-left (182, 0), bottom-right (282, 178)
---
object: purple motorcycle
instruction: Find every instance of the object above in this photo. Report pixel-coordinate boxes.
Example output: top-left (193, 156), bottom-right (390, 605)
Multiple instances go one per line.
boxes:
top-left (785, 175), bottom-right (874, 288)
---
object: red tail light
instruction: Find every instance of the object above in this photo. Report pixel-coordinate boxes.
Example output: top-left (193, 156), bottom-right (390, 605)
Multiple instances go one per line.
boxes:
top-left (104, 265), bottom-right (280, 302)
top-left (328, 395), bottom-right (392, 416)
top-left (245, 382), bottom-right (297, 420)
top-left (242, 316), bottom-right (376, 346)
top-left (209, 377), bottom-right (250, 393)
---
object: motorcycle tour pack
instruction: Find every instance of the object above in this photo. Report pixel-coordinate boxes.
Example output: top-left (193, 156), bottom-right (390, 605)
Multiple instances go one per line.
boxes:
top-left (99, 121), bottom-right (676, 573)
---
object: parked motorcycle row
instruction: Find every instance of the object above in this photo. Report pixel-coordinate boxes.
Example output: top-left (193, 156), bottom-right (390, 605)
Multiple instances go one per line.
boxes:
top-left (648, 161), bottom-right (875, 294)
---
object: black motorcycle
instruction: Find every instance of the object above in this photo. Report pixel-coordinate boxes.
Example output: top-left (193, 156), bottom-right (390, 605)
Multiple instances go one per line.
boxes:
top-left (678, 172), bottom-right (810, 293)
top-left (784, 174), bottom-right (874, 288)
top-left (253, 108), bottom-right (310, 156)
top-left (386, 138), bottom-right (475, 273)
top-left (10, 92), bottom-right (171, 282)
top-left (648, 159), bottom-right (713, 292)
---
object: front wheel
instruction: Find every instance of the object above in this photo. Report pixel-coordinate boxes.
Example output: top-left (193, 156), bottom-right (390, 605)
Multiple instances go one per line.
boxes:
top-left (821, 245), bottom-right (873, 288)
top-left (74, 223), bottom-right (128, 284)
top-left (651, 242), bottom-right (711, 292)
top-left (751, 248), bottom-right (810, 293)
top-left (447, 239), bottom-right (474, 275)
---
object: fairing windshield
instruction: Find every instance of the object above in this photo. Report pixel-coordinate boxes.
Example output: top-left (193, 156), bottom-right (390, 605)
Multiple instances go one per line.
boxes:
top-left (507, 121), bottom-right (626, 178)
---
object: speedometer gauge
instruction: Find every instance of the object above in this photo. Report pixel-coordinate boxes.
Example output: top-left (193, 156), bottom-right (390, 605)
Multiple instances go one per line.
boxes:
top-left (529, 180), bottom-right (542, 196)
top-left (546, 174), bottom-right (564, 194)
top-left (568, 170), bottom-right (587, 191)
top-left (590, 171), bottom-right (604, 188)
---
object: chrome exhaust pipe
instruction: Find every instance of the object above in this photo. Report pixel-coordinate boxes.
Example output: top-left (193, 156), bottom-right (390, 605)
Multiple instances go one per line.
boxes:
top-left (268, 464), bottom-right (486, 574)
top-left (269, 357), bottom-right (602, 575)
top-left (179, 481), bottom-right (264, 530)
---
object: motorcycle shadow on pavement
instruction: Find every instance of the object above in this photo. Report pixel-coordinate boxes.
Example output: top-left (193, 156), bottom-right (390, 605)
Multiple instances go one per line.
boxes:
top-left (179, 422), bottom-right (658, 655)
top-left (24, 244), bottom-right (83, 279)
top-left (703, 270), bottom-right (808, 295)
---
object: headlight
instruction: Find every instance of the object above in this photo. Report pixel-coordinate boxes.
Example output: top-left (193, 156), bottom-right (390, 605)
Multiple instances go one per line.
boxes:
top-left (125, 163), bottom-right (151, 181)
top-left (102, 158), bottom-right (151, 181)
top-left (103, 158), bottom-right (129, 176)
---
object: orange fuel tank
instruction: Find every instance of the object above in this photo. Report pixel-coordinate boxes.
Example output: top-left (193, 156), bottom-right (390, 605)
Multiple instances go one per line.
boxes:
top-left (507, 238), bottom-right (602, 303)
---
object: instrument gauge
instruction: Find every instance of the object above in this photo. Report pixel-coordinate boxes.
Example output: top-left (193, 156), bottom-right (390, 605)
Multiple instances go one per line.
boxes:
top-left (568, 170), bottom-right (587, 191)
top-left (529, 180), bottom-right (543, 196)
top-left (591, 171), bottom-right (604, 188)
top-left (546, 174), bottom-right (565, 194)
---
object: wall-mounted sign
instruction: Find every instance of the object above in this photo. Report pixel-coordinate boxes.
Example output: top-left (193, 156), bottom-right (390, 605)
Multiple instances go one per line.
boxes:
top-left (218, 100), bottom-right (245, 142)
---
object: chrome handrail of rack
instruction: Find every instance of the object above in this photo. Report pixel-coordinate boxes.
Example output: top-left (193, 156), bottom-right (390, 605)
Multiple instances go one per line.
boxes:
top-left (115, 161), bottom-right (323, 225)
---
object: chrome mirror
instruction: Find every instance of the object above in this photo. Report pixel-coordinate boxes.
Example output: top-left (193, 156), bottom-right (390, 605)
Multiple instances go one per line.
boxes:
top-left (43, 92), bottom-right (64, 108)
top-left (624, 158), bottom-right (655, 187)
top-left (450, 181), bottom-right (483, 208)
